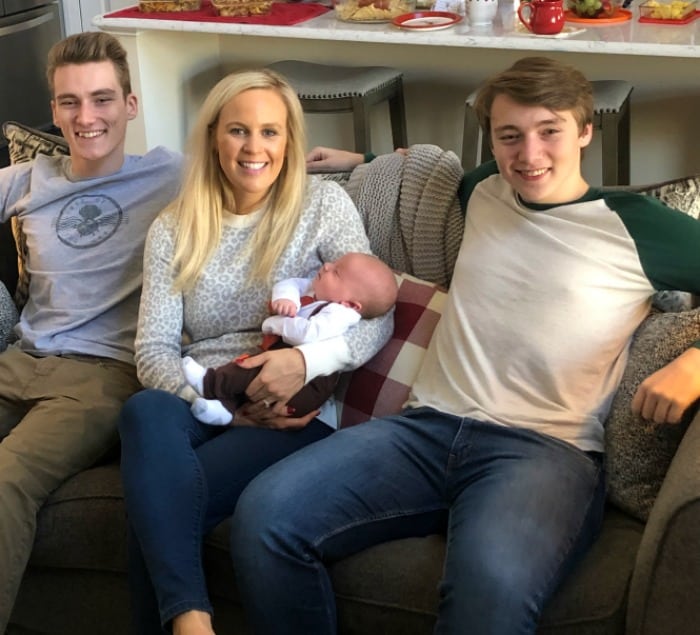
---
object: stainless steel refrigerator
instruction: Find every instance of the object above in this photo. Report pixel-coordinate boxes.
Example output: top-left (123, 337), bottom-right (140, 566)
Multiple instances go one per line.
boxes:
top-left (0, 0), bottom-right (64, 135)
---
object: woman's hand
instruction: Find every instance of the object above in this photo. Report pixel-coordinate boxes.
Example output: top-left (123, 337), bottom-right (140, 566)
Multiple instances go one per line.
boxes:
top-left (234, 348), bottom-right (319, 429)
top-left (306, 146), bottom-right (365, 173)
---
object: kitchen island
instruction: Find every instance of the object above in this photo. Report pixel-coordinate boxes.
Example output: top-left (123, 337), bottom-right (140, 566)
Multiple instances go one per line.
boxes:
top-left (94, 3), bottom-right (700, 183)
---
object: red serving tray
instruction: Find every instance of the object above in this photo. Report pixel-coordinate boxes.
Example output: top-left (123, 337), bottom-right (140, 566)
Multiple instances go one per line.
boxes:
top-left (105, 1), bottom-right (330, 25)
top-left (638, 9), bottom-right (699, 23)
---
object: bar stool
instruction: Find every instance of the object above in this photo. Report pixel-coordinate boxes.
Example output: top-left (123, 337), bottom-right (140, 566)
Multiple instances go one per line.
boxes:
top-left (461, 79), bottom-right (633, 185)
top-left (267, 60), bottom-right (408, 154)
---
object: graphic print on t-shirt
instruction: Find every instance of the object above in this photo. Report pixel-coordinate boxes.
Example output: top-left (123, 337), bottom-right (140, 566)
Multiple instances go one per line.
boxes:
top-left (56, 194), bottom-right (123, 249)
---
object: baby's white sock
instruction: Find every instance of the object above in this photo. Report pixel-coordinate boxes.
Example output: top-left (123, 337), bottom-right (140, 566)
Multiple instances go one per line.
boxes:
top-left (182, 356), bottom-right (206, 394)
top-left (191, 397), bottom-right (233, 426)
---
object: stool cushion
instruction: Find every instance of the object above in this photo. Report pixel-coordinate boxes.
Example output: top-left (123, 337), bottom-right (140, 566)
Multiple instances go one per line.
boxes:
top-left (268, 60), bottom-right (402, 99)
top-left (591, 80), bottom-right (633, 114)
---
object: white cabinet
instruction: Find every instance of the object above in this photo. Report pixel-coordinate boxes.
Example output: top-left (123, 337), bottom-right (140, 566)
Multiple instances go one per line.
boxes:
top-left (62, 0), bottom-right (135, 34)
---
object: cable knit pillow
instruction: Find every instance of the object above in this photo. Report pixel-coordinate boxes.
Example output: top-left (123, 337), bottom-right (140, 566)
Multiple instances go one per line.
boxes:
top-left (336, 272), bottom-right (446, 428)
top-left (605, 308), bottom-right (700, 521)
top-left (1, 121), bottom-right (69, 309)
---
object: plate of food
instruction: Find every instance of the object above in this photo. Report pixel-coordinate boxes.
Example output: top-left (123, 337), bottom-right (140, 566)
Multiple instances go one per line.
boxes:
top-left (638, 0), bottom-right (698, 22)
top-left (564, 7), bottom-right (632, 22)
top-left (334, 0), bottom-right (416, 22)
top-left (392, 10), bottom-right (463, 29)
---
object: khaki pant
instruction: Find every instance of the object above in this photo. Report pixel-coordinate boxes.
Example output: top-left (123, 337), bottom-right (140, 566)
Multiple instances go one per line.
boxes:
top-left (0, 347), bottom-right (140, 632)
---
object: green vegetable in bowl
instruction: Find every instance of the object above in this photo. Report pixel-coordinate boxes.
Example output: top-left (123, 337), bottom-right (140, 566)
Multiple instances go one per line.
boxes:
top-left (567, 0), bottom-right (618, 16)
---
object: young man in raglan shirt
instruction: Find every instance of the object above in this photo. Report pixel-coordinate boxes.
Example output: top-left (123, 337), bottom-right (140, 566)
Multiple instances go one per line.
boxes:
top-left (228, 56), bottom-right (700, 634)
top-left (0, 31), bottom-right (182, 629)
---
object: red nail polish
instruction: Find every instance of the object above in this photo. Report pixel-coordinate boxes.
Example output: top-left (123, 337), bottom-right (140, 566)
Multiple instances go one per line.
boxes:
top-left (287, 406), bottom-right (296, 415)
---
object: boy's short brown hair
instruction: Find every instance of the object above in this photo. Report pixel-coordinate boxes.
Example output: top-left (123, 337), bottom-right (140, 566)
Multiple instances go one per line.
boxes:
top-left (46, 32), bottom-right (132, 98)
top-left (473, 56), bottom-right (594, 143)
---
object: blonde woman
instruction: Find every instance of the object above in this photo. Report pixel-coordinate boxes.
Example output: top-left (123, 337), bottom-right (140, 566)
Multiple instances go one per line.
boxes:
top-left (118, 69), bottom-right (392, 635)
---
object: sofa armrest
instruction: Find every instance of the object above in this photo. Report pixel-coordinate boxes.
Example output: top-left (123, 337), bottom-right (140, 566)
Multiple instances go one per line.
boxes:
top-left (626, 409), bottom-right (700, 634)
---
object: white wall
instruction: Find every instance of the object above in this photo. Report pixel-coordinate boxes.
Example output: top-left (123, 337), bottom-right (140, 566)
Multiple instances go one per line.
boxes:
top-left (62, 0), bottom-right (134, 34)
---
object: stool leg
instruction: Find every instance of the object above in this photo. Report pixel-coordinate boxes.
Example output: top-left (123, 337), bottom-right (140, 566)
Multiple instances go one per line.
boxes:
top-left (600, 111), bottom-right (620, 186)
top-left (617, 100), bottom-right (631, 185)
top-left (388, 79), bottom-right (408, 149)
top-left (351, 96), bottom-right (371, 154)
top-left (462, 102), bottom-right (482, 172)
top-left (481, 136), bottom-right (494, 163)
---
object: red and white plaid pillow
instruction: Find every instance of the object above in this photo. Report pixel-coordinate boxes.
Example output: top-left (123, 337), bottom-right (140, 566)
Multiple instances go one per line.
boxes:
top-left (335, 272), bottom-right (447, 428)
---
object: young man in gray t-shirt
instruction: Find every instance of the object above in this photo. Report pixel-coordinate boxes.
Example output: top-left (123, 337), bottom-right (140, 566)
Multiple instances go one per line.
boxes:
top-left (0, 32), bottom-right (182, 630)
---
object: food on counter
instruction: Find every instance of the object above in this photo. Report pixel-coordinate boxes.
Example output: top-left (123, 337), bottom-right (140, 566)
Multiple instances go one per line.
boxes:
top-left (335, 0), bottom-right (415, 21)
top-left (639, 0), bottom-right (695, 19)
top-left (567, 0), bottom-right (620, 17)
top-left (211, 0), bottom-right (273, 15)
top-left (138, 0), bottom-right (201, 11)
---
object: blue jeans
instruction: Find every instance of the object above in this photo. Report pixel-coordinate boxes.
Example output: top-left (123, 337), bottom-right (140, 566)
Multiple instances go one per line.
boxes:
top-left (231, 407), bottom-right (606, 635)
top-left (118, 388), bottom-right (334, 633)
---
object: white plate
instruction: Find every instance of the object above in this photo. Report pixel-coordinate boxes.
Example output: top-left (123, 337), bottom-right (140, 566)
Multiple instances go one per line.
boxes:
top-left (513, 23), bottom-right (587, 37)
top-left (392, 11), bottom-right (463, 30)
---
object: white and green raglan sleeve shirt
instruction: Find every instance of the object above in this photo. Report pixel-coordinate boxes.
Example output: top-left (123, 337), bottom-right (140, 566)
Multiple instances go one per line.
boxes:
top-left (409, 163), bottom-right (700, 453)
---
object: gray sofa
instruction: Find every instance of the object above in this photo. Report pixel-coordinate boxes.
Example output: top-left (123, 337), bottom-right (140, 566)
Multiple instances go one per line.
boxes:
top-left (3, 122), bottom-right (700, 635)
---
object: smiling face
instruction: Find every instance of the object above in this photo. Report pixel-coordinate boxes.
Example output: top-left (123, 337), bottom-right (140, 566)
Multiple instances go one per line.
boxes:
top-left (214, 88), bottom-right (289, 215)
top-left (51, 61), bottom-right (137, 179)
top-left (489, 93), bottom-right (592, 204)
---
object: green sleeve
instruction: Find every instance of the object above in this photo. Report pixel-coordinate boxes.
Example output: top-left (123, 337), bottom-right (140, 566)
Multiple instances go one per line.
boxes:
top-left (605, 191), bottom-right (700, 295)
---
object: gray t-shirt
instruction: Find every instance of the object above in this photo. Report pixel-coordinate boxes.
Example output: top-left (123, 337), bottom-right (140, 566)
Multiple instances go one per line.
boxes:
top-left (0, 147), bottom-right (182, 363)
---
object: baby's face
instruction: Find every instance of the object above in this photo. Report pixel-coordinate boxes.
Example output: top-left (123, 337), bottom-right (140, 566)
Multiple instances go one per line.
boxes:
top-left (311, 253), bottom-right (367, 306)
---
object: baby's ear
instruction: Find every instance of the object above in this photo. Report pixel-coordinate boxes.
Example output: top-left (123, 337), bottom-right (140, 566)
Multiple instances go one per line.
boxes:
top-left (341, 300), bottom-right (362, 313)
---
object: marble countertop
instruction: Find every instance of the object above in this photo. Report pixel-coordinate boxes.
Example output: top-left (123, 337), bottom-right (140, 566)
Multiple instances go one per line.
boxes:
top-left (94, 3), bottom-right (699, 58)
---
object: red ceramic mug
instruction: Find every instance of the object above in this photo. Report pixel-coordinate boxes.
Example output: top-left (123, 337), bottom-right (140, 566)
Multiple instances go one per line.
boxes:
top-left (517, 0), bottom-right (565, 34)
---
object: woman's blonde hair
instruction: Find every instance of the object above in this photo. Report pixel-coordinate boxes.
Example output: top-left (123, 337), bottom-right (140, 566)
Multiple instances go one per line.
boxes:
top-left (169, 68), bottom-right (307, 291)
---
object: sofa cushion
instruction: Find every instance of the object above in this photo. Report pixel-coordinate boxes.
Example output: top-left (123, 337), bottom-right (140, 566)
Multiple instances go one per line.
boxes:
top-left (605, 308), bottom-right (700, 521)
top-left (29, 463), bottom-right (127, 572)
top-left (2, 120), bottom-right (69, 165)
top-left (202, 506), bottom-right (643, 635)
top-left (335, 272), bottom-right (446, 428)
top-left (0, 281), bottom-right (18, 351)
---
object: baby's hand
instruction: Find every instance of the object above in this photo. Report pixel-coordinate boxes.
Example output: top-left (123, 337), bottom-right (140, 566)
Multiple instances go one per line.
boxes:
top-left (271, 299), bottom-right (298, 317)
